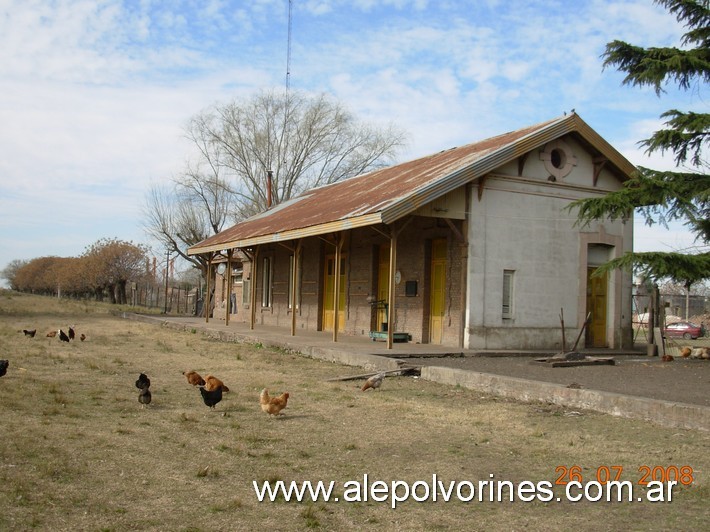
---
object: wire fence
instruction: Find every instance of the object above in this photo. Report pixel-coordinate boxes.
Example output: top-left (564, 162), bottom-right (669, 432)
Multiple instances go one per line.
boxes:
top-left (129, 283), bottom-right (203, 315)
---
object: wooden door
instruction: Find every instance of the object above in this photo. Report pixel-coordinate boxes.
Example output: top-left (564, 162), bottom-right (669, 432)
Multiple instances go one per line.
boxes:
top-left (322, 254), bottom-right (346, 332)
top-left (429, 239), bottom-right (447, 344)
top-left (586, 267), bottom-right (608, 347)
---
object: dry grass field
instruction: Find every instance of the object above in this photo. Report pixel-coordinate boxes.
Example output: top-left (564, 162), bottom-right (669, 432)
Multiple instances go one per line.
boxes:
top-left (1, 290), bottom-right (708, 531)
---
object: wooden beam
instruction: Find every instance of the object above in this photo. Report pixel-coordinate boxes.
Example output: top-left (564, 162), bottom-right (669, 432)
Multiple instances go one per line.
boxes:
top-left (205, 252), bottom-right (214, 323)
top-left (387, 227), bottom-right (397, 349)
top-left (369, 225), bottom-right (390, 239)
top-left (593, 157), bottom-right (607, 187)
top-left (326, 367), bottom-right (421, 382)
top-left (333, 233), bottom-right (343, 343)
top-left (290, 239), bottom-right (302, 337)
top-left (444, 218), bottom-right (465, 243)
top-left (249, 247), bottom-right (260, 330)
top-left (477, 175), bottom-right (488, 201)
top-left (517, 153), bottom-right (529, 176)
top-left (225, 249), bottom-right (233, 326)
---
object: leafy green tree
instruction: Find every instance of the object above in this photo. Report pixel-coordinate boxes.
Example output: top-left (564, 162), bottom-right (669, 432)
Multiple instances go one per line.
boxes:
top-left (570, 0), bottom-right (710, 288)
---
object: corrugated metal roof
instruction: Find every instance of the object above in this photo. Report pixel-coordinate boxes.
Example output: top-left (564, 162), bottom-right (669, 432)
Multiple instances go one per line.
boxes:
top-left (188, 113), bottom-right (636, 255)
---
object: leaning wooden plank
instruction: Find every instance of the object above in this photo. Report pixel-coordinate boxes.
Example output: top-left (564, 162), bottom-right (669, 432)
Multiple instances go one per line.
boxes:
top-left (548, 358), bottom-right (616, 368)
top-left (326, 367), bottom-right (420, 382)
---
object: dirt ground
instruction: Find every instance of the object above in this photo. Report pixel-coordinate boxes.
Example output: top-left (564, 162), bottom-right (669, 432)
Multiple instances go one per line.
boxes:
top-left (408, 353), bottom-right (710, 407)
top-left (3, 292), bottom-right (710, 531)
top-left (157, 313), bottom-right (710, 410)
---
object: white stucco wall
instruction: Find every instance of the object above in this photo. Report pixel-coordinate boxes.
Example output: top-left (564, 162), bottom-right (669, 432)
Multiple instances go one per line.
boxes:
top-left (465, 135), bottom-right (633, 350)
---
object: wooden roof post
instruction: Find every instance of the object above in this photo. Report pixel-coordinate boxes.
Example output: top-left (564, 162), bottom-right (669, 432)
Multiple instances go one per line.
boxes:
top-left (205, 252), bottom-right (213, 323)
top-left (250, 247), bottom-right (259, 330)
top-left (291, 239), bottom-right (302, 337)
top-left (225, 249), bottom-right (233, 326)
top-left (333, 233), bottom-right (343, 343)
top-left (387, 227), bottom-right (397, 349)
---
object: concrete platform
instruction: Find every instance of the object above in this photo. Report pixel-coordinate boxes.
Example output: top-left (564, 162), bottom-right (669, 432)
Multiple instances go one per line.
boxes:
top-left (120, 313), bottom-right (709, 432)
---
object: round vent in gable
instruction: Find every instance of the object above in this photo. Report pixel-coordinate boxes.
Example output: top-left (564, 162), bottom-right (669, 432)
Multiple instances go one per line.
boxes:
top-left (540, 139), bottom-right (577, 179)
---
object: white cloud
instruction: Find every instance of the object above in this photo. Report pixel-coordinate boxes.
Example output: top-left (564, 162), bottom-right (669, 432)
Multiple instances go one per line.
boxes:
top-left (0, 0), bottom-right (703, 277)
top-left (634, 220), bottom-right (704, 254)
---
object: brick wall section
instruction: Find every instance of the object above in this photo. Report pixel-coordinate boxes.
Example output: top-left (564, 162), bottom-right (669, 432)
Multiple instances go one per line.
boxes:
top-left (345, 218), bottom-right (464, 345)
top-left (217, 216), bottom-right (465, 347)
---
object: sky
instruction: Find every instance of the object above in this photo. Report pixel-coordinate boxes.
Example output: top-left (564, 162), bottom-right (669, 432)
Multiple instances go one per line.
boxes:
top-left (1, 0), bottom-right (707, 286)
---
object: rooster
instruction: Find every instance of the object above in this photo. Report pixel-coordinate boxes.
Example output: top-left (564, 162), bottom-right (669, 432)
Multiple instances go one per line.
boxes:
top-left (22, 329), bottom-right (36, 338)
top-left (361, 372), bottom-right (385, 392)
top-left (183, 370), bottom-right (205, 386)
top-left (58, 329), bottom-right (70, 342)
top-left (135, 373), bottom-right (151, 390)
top-left (204, 374), bottom-right (229, 392)
top-left (0, 359), bottom-right (8, 377)
top-left (138, 387), bottom-right (152, 408)
top-left (200, 386), bottom-right (222, 409)
top-left (260, 388), bottom-right (289, 416)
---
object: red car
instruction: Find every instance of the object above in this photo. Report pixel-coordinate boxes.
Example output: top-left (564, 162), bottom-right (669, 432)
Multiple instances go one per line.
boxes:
top-left (663, 321), bottom-right (703, 340)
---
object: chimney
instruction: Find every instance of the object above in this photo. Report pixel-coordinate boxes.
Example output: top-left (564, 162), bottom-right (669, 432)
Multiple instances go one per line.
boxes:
top-left (266, 170), bottom-right (273, 209)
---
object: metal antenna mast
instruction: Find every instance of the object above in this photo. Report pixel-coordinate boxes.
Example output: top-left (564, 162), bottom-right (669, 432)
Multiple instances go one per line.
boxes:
top-left (286, 0), bottom-right (293, 90)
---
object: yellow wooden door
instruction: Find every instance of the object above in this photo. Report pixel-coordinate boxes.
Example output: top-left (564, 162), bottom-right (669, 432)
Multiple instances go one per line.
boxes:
top-left (322, 255), bottom-right (346, 332)
top-left (377, 245), bottom-right (389, 331)
top-left (429, 239), bottom-right (447, 344)
top-left (586, 267), bottom-right (608, 348)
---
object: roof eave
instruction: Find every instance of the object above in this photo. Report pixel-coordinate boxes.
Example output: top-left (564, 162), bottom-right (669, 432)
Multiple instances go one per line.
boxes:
top-left (189, 114), bottom-right (638, 254)
top-left (187, 212), bottom-right (384, 255)
top-left (381, 114), bottom-right (636, 224)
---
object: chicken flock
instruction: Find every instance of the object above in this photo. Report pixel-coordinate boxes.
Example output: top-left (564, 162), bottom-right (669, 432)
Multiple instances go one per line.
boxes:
top-left (11, 324), bottom-right (391, 415)
top-left (37, 325), bottom-right (86, 342)
top-left (131, 367), bottom-right (381, 413)
top-left (126, 369), bottom-right (294, 414)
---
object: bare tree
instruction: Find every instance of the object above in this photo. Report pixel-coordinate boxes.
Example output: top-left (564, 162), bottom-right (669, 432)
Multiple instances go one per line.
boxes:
top-left (200, 88), bottom-right (407, 218)
top-left (143, 88), bottom-right (406, 277)
top-left (1, 259), bottom-right (28, 290)
top-left (143, 100), bottom-right (238, 275)
top-left (143, 174), bottom-right (233, 273)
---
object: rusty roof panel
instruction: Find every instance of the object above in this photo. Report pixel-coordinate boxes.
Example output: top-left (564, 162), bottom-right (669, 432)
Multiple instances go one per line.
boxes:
top-left (189, 114), bottom-right (635, 254)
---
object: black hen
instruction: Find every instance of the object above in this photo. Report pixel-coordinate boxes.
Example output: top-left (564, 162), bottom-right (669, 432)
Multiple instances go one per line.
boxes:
top-left (138, 387), bottom-right (152, 408)
top-left (135, 373), bottom-right (151, 390)
top-left (68, 326), bottom-right (75, 340)
top-left (22, 329), bottom-right (36, 338)
top-left (58, 329), bottom-right (70, 342)
top-left (0, 359), bottom-right (8, 377)
top-left (200, 386), bottom-right (222, 409)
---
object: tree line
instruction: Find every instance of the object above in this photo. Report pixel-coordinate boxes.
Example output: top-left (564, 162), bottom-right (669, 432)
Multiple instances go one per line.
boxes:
top-left (2, 90), bottom-right (405, 307)
top-left (2, 238), bottom-right (150, 304)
